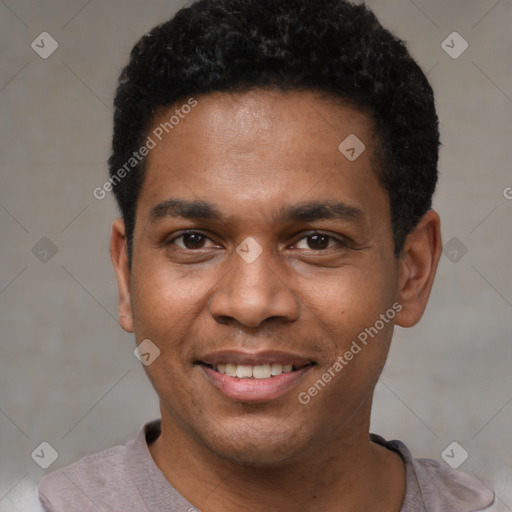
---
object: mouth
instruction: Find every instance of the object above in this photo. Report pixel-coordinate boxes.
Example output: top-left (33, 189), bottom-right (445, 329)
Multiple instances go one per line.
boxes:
top-left (201, 362), bottom-right (310, 379)
top-left (196, 351), bottom-right (316, 402)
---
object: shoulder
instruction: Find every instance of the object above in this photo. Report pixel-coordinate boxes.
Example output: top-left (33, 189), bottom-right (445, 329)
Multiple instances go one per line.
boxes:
top-left (38, 445), bottom-right (130, 511)
top-left (410, 455), bottom-right (495, 511)
top-left (371, 435), bottom-right (495, 512)
top-left (37, 421), bottom-right (159, 512)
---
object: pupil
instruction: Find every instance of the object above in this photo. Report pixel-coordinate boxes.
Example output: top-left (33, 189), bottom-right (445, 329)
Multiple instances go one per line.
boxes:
top-left (308, 234), bottom-right (329, 249)
top-left (184, 233), bottom-right (204, 249)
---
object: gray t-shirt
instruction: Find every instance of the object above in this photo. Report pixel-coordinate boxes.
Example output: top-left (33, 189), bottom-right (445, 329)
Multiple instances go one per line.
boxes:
top-left (37, 419), bottom-right (495, 512)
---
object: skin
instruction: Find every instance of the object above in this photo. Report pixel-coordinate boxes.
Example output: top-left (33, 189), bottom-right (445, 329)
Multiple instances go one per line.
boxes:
top-left (110, 90), bottom-right (442, 511)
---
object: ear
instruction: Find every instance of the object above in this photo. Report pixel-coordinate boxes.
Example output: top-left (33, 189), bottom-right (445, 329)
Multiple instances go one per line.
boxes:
top-left (395, 210), bottom-right (442, 328)
top-left (110, 218), bottom-right (134, 332)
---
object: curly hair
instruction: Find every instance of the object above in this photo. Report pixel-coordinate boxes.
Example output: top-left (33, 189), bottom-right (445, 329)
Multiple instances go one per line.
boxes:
top-left (108, 0), bottom-right (439, 260)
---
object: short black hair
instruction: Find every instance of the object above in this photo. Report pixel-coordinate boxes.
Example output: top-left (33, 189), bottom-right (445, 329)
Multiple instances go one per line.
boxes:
top-left (108, 0), bottom-right (439, 260)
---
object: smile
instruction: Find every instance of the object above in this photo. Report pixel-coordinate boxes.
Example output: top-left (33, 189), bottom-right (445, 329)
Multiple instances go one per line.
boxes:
top-left (197, 351), bottom-right (315, 402)
top-left (205, 362), bottom-right (306, 379)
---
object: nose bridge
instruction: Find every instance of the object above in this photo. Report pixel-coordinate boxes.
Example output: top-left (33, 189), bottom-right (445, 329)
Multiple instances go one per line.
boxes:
top-left (233, 245), bottom-right (274, 293)
top-left (209, 238), bottom-right (299, 327)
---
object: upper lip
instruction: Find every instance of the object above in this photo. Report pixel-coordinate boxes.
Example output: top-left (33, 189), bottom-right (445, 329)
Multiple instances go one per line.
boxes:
top-left (198, 350), bottom-right (314, 367)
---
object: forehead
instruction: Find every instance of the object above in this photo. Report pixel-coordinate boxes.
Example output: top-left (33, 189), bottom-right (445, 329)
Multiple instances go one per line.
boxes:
top-left (138, 90), bottom-right (387, 226)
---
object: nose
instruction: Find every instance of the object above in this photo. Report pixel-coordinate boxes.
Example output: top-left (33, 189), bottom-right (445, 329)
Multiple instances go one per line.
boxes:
top-left (208, 242), bottom-right (300, 328)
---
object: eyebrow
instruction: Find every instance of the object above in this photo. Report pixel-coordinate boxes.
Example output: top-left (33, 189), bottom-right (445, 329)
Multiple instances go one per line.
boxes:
top-left (149, 199), bottom-right (226, 223)
top-left (277, 201), bottom-right (364, 223)
top-left (148, 198), bottom-right (364, 224)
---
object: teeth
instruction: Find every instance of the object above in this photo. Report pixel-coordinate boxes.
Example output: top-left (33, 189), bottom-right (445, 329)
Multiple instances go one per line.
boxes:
top-left (253, 364), bottom-right (271, 379)
top-left (225, 363), bottom-right (237, 377)
top-left (236, 365), bottom-right (253, 378)
top-left (270, 364), bottom-right (282, 376)
top-left (214, 363), bottom-right (295, 378)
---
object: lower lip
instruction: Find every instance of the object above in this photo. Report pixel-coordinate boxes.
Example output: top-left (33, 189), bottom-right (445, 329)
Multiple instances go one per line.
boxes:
top-left (200, 365), bottom-right (313, 402)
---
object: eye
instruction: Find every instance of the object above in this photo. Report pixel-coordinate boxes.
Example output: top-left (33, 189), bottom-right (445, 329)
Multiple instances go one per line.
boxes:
top-left (293, 232), bottom-right (346, 250)
top-left (169, 231), bottom-right (217, 250)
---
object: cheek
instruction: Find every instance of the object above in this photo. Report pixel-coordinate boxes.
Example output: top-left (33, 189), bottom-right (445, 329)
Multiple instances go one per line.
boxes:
top-left (129, 261), bottom-right (204, 339)
top-left (304, 262), bottom-right (396, 342)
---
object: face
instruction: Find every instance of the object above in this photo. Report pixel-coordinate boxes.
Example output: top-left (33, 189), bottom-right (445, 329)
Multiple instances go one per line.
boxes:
top-left (111, 90), bottom-right (437, 467)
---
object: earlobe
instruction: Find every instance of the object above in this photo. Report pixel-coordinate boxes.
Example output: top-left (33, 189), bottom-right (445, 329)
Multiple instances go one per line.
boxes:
top-left (110, 218), bottom-right (134, 333)
top-left (395, 210), bottom-right (442, 328)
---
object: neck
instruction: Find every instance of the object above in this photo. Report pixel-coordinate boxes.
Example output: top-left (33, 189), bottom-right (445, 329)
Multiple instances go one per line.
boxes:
top-left (148, 406), bottom-right (405, 512)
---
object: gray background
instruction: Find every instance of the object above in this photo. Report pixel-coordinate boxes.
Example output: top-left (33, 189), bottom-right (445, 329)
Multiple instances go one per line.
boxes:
top-left (1, 0), bottom-right (511, 510)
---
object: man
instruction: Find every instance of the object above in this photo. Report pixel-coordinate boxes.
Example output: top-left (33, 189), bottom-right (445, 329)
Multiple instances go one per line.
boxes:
top-left (38, 0), bottom-right (495, 510)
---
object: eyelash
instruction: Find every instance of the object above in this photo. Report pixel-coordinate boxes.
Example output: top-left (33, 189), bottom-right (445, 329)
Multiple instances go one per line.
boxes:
top-left (166, 230), bottom-right (348, 251)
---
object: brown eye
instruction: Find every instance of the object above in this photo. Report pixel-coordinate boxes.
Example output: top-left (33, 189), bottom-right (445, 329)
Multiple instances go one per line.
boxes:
top-left (170, 232), bottom-right (214, 250)
top-left (181, 233), bottom-right (206, 249)
top-left (294, 232), bottom-right (343, 250)
top-left (306, 234), bottom-right (330, 250)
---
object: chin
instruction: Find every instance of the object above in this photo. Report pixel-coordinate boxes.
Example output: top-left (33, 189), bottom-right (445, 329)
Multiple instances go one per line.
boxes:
top-left (198, 420), bottom-right (310, 468)
top-left (208, 440), bottom-right (299, 468)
